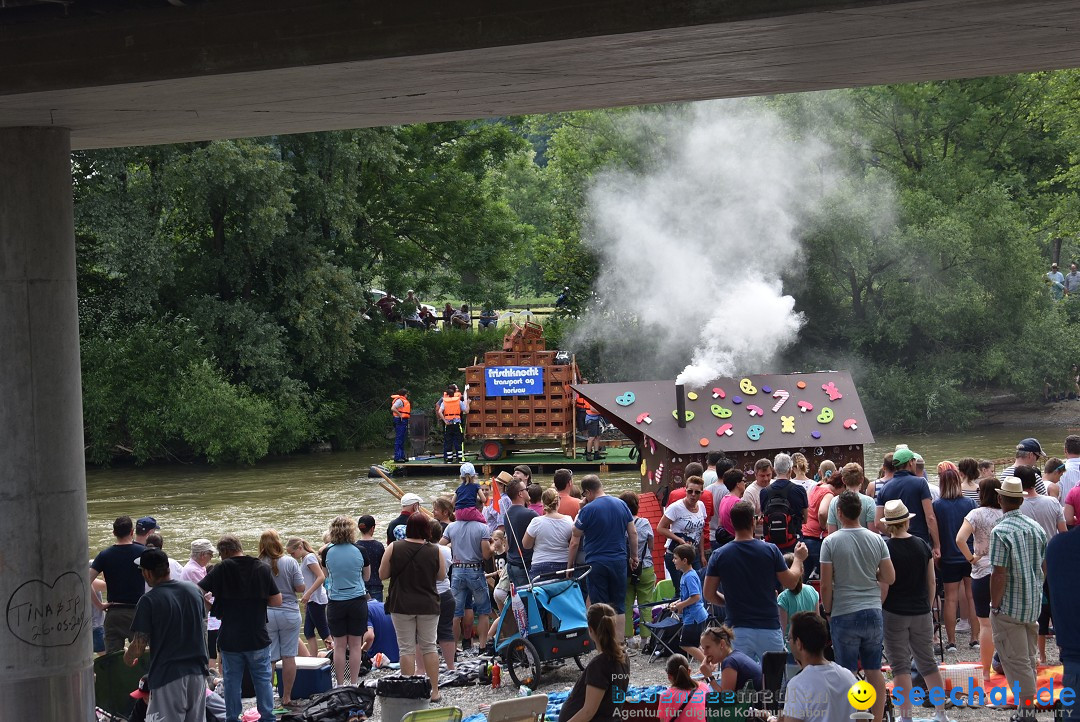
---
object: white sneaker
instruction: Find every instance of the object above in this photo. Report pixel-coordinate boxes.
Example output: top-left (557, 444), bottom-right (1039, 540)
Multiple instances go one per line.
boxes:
top-left (956, 619), bottom-right (971, 632)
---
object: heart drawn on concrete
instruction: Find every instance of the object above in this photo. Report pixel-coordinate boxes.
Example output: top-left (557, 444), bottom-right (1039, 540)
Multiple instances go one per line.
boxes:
top-left (6, 571), bottom-right (89, 647)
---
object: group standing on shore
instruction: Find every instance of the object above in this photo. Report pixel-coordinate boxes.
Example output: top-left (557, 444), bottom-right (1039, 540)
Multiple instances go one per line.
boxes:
top-left (91, 433), bottom-right (1080, 722)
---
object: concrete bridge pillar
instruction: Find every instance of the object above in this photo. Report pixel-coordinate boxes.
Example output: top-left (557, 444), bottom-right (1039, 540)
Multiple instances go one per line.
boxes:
top-left (0, 127), bottom-right (94, 721)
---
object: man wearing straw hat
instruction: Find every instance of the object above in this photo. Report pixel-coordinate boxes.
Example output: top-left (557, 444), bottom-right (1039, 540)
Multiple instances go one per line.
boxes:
top-left (989, 476), bottom-right (1047, 718)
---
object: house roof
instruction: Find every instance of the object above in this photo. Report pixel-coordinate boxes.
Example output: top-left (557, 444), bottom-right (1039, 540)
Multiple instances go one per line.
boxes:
top-left (573, 370), bottom-right (874, 454)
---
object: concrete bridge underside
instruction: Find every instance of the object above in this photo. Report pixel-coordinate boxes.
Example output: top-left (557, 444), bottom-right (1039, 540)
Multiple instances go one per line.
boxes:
top-left (4, 0), bottom-right (1080, 719)
top-left (3, 0), bottom-right (1080, 149)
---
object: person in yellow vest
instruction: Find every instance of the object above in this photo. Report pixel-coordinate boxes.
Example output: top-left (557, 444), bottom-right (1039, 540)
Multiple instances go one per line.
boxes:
top-left (390, 389), bottom-right (411, 463)
top-left (437, 384), bottom-right (469, 463)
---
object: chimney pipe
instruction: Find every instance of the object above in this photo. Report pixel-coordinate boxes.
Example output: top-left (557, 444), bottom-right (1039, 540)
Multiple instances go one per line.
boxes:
top-left (675, 383), bottom-right (686, 428)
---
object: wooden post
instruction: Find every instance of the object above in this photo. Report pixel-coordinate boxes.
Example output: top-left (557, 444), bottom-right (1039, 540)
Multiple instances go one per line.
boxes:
top-left (571, 354), bottom-right (578, 460)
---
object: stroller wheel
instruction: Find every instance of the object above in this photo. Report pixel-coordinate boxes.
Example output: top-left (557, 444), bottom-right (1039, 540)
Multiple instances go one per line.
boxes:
top-left (573, 654), bottom-right (589, 671)
top-left (503, 638), bottom-right (541, 689)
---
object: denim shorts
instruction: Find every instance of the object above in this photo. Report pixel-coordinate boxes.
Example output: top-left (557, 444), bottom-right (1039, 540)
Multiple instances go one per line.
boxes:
top-left (830, 607), bottom-right (883, 672)
top-left (586, 562), bottom-right (627, 613)
top-left (451, 567), bottom-right (492, 617)
top-left (266, 608), bottom-right (302, 659)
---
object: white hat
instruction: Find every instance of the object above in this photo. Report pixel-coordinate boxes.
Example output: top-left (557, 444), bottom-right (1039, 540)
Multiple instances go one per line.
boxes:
top-left (882, 499), bottom-right (916, 525)
top-left (997, 477), bottom-right (1025, 498)
top-left (400, 492), bottom-right (424, 506)
top-left (459, 462), bottom-right (477, 478)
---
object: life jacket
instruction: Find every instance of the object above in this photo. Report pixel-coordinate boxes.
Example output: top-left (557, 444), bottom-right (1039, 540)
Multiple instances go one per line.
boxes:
top-left (583, 399), bottom-right (598, 416)
top-left (442, 392), bottom-right (462, 423)
top-left (575, 395), bottom-right (588, 410)
top-left (390, 395), bottom-right (411, 419)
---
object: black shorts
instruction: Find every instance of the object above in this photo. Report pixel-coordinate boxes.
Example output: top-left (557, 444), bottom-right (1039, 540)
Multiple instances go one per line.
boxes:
top-left (305, 601), bottom-right (330, 640)
top-left (680, 620), bottom-right (704, 648)
top-left (971, 575), bottom-right (990, 618)
top-left (940, 561), bottom-right (971, 584)
top-left (437, 590), bottom-right (456, 643)
top-left (207, 629), bottom-right (219, 659)
top-left (585, 418), bottom-right (601, 438)
top-left (326, 596), bottom-right (369, 638)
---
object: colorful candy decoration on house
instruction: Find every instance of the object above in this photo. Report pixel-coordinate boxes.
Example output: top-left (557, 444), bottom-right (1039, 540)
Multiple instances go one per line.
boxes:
top-left (739, 378), bottom-right (758, 395)
top-left (699, 437), bottom-right (710, 447)
top-left (710, 404), bottom-right (732, 419)
top-left (781, 416), bottom-right (796, 434)
top-left (811, 431), bottom-right (821, 439)
top-left (615, 391), bottom-right (636, 406)
top-left (712, 387), bottom-right (726, 399)
top-left (817, 407), bottom-right (834, 423)
top-left (762, 385), bottom-right (772, 394)
top-left (843, 418), bottom-right (859, 430)
top-left (716, 423), bottom-right (734, 437)
top-left (672, 409), bottom-right (695, 422)
top-left (797, 400), bottom-right (814, 414)
top-left (636, 412), bottom-right (652, 425)
top-left (649, 438), bottom-right (657, 454)
top-left (687, 391), bottom-right (699, 401)
top-left (822, 382), bottom-right (843, 402)
top-left (796, 380), bottom-right (807, 389)
top-left (771, 389), bottom-right (790, 412)
top-left (732, 396), bottom-right (743, 405)
top-left (746, 404), bottom-right (764, 417)
top-left (655, 462), bottom-right (664, 483)
top-left (746, 424), bottom-right (765, 441)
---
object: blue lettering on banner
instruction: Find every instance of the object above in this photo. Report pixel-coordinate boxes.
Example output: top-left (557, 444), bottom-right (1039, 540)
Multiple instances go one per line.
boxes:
top-left (485, 366), bottom-right (544, 396)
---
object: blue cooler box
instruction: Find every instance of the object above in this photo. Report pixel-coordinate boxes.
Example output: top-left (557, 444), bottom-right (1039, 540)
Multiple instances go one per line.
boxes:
top-left (275, 656), bottom-right (332, 700)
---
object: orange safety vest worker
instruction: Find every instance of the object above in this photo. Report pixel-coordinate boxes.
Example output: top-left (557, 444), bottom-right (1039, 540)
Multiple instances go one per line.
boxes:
top-left (442, 392), bottom-right (462, 423)
top-left (575, 395), bottom-right (588, 410)
top-left (391, 395), bottom-right (411, 419)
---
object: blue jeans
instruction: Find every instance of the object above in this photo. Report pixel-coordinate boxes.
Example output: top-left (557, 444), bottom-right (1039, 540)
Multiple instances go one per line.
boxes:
top-left (507, 562), bottom-right (530, 589)
top-left (664, 549), bottom-right (701, 594)
top-left (221, 646), bottom-right (275, 722)
top-left (393, 418), bottom-right (408, 460)
top-left (802, 537), bottom-right (822, 581)
top-left (732, 626), bottom-right (785, 664)
top-left (451, 567), bottom-right (491, 617)
top-left (830, 608), bottom-right (884, 672)
top-left (1062, 669), bottom-right (1078, 720)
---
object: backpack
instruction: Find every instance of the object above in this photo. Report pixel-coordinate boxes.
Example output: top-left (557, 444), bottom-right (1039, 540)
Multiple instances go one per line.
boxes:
top-left (280, 686), bottom-right (375, 722)
top-left (764, 483), bottom-right (797, 547)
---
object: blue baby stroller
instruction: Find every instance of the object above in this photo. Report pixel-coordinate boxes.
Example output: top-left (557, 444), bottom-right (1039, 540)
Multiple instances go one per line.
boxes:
top-left (492, 566), bottom-right (594, 688)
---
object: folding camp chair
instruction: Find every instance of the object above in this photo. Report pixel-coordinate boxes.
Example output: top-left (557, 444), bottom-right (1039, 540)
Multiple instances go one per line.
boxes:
top-left (655, 578), bottom-right (676, 601)
top-left (486, 694), bottom-right (549, 722)
top-left (400, 707), bottom-right (464, 722)
top-left (94, 650), bottom-right (148, 721)
top-left (761, 651), bottom-right (788, 715)
top-left (642, 608), bottom-right (684, 662)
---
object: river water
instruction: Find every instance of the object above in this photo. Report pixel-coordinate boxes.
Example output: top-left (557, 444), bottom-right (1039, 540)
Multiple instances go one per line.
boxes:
top-left (86, 423), bottom-right (1080, 555)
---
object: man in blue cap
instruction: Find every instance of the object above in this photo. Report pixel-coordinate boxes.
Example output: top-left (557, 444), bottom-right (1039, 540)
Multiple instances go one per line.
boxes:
top-left (1000, 438), bottom-right (1048, 495)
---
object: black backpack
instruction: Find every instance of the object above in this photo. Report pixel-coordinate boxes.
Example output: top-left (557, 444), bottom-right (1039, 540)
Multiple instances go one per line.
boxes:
top-left (280, 686), bottom-right (375, 722)
top-left (764, 483), bottom-right (797, 547)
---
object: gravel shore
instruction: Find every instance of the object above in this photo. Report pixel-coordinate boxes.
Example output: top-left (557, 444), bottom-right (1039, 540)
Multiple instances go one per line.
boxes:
top-left (363, 624), bottom-right (1064, 721)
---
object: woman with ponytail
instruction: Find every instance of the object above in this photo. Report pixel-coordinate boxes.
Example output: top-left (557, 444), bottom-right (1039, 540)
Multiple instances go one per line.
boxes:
top-left (658, 654), bottom-right (708, 721)
top-left (558, 603), bottom-right (630, 722)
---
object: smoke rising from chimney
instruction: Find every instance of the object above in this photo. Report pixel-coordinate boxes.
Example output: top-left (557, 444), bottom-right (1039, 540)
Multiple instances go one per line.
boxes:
top-left (572, 100), bottom-right (843, 386)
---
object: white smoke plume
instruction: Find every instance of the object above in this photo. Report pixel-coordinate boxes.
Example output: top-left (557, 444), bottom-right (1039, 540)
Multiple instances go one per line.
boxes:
top-left (575, 100), bottom-right (840, 386)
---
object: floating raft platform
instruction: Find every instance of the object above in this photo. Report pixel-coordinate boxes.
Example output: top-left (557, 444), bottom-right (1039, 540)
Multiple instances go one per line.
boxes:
top-left (385, 445), bottom-right (638, 477)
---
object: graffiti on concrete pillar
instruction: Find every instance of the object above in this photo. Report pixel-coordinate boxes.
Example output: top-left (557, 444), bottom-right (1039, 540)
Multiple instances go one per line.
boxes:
top-left (6, 571), bottom-right (89, 647)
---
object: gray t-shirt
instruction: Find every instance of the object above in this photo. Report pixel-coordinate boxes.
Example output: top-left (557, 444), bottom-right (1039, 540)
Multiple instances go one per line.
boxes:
top-left (262, 555), bottom-right (304, 612)
top-left (820, 526), bottom-right (890, 618)
top-left (631, 516), bottom-right (654, 568)
top-left (1021, 496), bottom-right (1065, 541)
top-left (441, 519), bottom-right (491, 564)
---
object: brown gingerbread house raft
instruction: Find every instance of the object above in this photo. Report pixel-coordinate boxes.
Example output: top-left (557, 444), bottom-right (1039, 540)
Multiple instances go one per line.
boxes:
top-left (572, 370), bottom-right (874, 495)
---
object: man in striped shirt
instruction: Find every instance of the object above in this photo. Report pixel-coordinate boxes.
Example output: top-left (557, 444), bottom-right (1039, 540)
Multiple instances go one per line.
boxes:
top-left (989, 477), bottom-right (1048, 717)
top-left (1000, 438), bottom-right (1048, 495)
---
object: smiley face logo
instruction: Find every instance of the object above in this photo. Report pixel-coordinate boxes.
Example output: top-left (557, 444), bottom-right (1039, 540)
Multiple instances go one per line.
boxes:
top-left (847, 680), bottom-right (876, 711)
